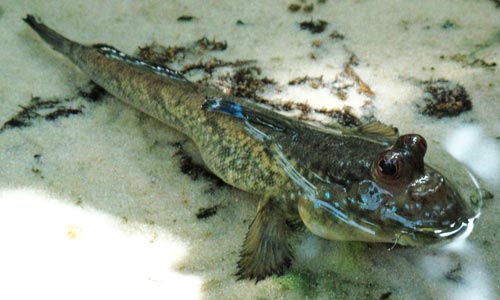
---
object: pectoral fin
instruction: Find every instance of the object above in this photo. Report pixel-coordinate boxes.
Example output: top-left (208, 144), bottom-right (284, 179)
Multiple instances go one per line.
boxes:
top-left (236, 197), bottom-right (293, 282)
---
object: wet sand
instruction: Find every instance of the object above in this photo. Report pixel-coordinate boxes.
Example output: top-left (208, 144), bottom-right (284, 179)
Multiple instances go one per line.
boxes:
top-left (1, 1), bottom-right (499, 299)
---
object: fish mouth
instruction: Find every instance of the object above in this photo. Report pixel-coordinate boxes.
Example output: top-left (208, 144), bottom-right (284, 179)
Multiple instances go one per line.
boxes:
top-left (397, 165), bottom-right (483, 246)
top-left (398, 214), bottom-right (480, 246)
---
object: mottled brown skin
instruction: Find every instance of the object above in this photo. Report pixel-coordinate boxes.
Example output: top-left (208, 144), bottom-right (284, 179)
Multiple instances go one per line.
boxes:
top-left (24, 15), bottom-right (297, 280)
top-left (271, 126), bottom-right (385, 185)
top-left (24, 15), bottom-right (478, 282)
top-left (24, 16), bottom-right (292, 195)
top-left (238, 115), bottom-right (473, 246)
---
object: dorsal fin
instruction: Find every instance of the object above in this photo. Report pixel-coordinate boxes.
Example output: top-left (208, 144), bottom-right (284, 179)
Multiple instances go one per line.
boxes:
top-left (353, 121), bottom-right (399, 145)
top-left (93, 44), bottom-right (189, 82)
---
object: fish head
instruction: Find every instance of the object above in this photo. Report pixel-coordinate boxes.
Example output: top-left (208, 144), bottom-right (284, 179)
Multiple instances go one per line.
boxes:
top-left (368, 133), bottom-right (481, 245)
top-left (298, 134), bottom-right (481, 246)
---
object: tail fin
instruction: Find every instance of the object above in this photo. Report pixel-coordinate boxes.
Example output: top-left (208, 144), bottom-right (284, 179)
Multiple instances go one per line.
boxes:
top-left (23, 14), bottom-right (76, 56)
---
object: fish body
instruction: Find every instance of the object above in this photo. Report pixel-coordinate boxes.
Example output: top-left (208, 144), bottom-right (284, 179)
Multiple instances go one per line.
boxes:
top-left (23, 15), bottom-right (480, 281)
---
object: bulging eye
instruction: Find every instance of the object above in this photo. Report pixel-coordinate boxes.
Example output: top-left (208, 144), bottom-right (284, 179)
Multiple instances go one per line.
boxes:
top-left (400, 134), bottom-right (427, 156)
top-left (415, 135), bottom-right (427, 155)
top-left (378, 159), bottom-right (397, 176)
top-left (376, 153), bottom-right (403, 180)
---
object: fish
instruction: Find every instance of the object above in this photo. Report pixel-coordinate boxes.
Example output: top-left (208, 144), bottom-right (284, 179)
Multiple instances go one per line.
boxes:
top-left (23, 15), bottom-right (480, 282)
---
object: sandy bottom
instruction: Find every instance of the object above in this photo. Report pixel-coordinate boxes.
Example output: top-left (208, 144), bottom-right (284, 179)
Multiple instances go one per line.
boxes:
top-left (1, 1), bottom-right (499, 299)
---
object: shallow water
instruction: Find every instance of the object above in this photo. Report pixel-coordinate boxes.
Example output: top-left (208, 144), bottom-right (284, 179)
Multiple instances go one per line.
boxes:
top-left (1, 1), bottom-right (499, 299)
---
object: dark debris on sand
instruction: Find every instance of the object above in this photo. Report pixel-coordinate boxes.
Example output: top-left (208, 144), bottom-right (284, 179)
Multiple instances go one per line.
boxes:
top-left (196, 205), bottom-right (220, 219)
top-left (1, 80), bottom-right (113, 133)
top-left (0, 96), bottom-right (84, 132)
top-left (172, 146), bottom-right (226, 187)
top-left (137, 37), bottom-right (227, 66)
top-left (78, 82), bottom-right (108, 102)
top-left (177, 15), bottom-right (195, 22)
top-left (418, 79), bottom-right (472, 118)
top-left (299, 19), bottom-right (328, 34)
top-left (136, 36), bottom-right (370, 128)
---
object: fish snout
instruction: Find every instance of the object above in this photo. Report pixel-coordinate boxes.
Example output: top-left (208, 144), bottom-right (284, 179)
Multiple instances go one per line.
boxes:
top-left (407, 171), bottom-right (476, 238)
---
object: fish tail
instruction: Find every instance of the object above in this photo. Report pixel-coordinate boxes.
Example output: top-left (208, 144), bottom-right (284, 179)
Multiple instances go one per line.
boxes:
top-left (202, 97), bottom-right (246, 119)
top-left (23, 14), bottom-right (79, 57)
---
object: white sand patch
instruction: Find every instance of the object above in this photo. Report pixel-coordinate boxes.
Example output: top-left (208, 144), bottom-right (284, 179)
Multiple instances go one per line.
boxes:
top-left (0, 188), bottom-right (201, 300)
top-left (419, 240), bottom-right (495, 300)
top-left (445, 125), bottom-right (500, 187)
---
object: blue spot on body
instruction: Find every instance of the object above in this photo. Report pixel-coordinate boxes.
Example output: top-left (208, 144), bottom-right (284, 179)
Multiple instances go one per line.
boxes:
top-left (290, 193), bottom-right (295, 200)
top-left (350, 197), bottom-right (355, 203)
top-left (415, 203), bottom-right (421, 209)
top-left (224, 103), bottom-right (242, 116)
top-left (208, 99), bottom-right (246, 119)
top-left (314, 202), bottom-right (321, 209)
top-left (424, 212), bottom-right (430, 217)
top-left (234, 112), bottom-right (244, 119)
top-left (230, 103), bottom-right (247, 120)
top-left (342, 199), bottom-right (347, 204)
top-left (404, 204), bottom-right (410, 210)
top-left (334, 202), bottom-right (339, 207)
top-left (391, 206), bottom-right (397, 213)
top-left (325, 192), bottom-right (331, 199)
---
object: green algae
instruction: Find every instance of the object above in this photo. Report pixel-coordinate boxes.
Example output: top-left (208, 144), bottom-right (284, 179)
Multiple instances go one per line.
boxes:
top-left (331, 242), bottom-right (367, 275)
